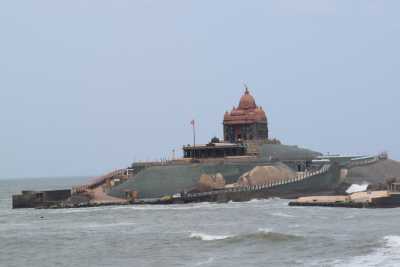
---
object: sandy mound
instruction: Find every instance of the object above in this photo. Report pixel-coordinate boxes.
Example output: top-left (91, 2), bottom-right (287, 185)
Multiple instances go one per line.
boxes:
top-left (197, 173), bottom-right (226, 192)
top-left (237, 163), bottom-right (295, 186)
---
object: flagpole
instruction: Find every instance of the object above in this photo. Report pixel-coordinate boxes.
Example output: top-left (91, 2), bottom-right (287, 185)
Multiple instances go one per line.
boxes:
top-left (192, 120), bottom-right (196, 159)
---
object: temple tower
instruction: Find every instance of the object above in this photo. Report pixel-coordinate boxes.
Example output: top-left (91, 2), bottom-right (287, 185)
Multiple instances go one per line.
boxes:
top-left (223, 88), bottom-right (268, 145)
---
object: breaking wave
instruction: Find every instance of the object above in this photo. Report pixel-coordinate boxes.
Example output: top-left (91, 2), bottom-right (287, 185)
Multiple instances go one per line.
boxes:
top-left (246, 199), bottom-right (271, 204)
top-left (194, 257), bottom-right (215, 266)
top-left (128, 203), bottom-right (218, 211)
top-left (228, 198), bottom-right (283, 205)
top-left (335, 235), bottom-right (400, 267)
top-left (84, 222), bottom-right (136, 229)
top-left (271, 212), bottom-right (295, 218)
top-left (346, 183), bottom-right (369, 194)
top-left (190, 232), bottom-right (233, 241)
top-left (255, 228), bottom-right (302, 241)
top-left (190, 228), bottom-right (302, 242)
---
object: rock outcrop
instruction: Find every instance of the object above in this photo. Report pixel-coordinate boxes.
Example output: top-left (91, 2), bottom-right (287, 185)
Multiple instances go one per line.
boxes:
top-left (346, 159), bottom-right (400, 184)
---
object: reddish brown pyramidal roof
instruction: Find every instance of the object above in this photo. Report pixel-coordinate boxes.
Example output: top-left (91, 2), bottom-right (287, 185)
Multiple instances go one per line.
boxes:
top-left (224, 88), bottom-right (267, 125)
top-left (238, 88), bottom-right (257, 110)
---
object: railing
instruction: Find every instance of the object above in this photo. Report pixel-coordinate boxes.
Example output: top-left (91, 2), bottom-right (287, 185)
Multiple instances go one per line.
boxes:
top-left (186, 164), bottom-right (331, 199)
top-left (347, 153), bottom-right (387, 168)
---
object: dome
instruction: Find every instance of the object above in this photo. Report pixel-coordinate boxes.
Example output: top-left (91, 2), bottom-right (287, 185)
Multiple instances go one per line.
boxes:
top-left (238, 88), bottom-right (257, 110)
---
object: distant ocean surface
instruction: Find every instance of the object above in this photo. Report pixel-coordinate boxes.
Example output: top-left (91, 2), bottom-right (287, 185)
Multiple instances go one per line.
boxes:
top-left (1, 177), bottom-right (400, 267)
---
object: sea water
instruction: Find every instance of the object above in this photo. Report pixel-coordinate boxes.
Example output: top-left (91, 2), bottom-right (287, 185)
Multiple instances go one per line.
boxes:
top-left (1, 177), bottom-right (400, 267)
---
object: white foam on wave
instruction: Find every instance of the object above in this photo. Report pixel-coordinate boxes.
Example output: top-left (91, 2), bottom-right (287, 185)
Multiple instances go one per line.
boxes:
top-left (49, 206), bottom-right (124, 214)
top-left (271, 212), bottom-right (295, 218)
top-left (194, 257), bottom-right (215, 266)
top-left (334, 235), bottom-right (400, 267)
top-left (190, 232), bottom-right (232, 241)
top-left (190, 228), bottom-right (273, 241)
top-left (385, 235), bottom-right (400, 247)
top-left (47, 202), bottom-right (220, 214)
top-left (258, 228), bottom-right (272, 234)
top-left (129, 202), bottom-right (219, 211)
top-left (247, 199), bottom-right (267, 203)
top-left (189, 228), bottom-right (301, 243)
top-left (84, 222), bottom-right (136, 229)
top-left (229, 198), bottom-right (283, 204)
top-left (346, 183), bottom-right (369, 194)
top-left (53, 198), bottom-right (286, 214)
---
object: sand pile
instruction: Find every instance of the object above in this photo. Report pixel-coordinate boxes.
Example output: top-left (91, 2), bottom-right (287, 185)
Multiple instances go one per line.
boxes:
top-left (237, 163), bottom-right (295, 186)
top-left (197, 173), bottom-right (226, 191)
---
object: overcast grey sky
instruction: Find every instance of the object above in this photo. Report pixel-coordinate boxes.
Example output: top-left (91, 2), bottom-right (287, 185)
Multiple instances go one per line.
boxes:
top-left (1, 1), bottom-right (399, 179)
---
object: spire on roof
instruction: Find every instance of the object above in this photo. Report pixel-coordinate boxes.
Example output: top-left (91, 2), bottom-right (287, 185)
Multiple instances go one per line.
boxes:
top-left (242, 81), bottom-right (250, 94)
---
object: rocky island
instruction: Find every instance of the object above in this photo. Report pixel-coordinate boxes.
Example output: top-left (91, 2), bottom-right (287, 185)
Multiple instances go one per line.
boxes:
top-left (12, 88), bottom-right (400, 209)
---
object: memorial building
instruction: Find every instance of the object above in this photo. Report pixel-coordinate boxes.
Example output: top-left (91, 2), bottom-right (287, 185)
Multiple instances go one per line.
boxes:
top-left (183, 87), bottom-right (269, 158)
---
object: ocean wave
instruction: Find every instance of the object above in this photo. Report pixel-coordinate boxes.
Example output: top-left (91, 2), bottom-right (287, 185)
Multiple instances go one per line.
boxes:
top-left (271, 212), bottom-right (295, 218)
top-left (249, 198), bottom-right (282, 203)
top-left (247, 199), bottom-right (269, 203)
top-left (385, 235), bottom-right (400, 248)
top-left (127, 200), bottom-right (283, 211)
top-left (84, 222), bottom-right (136, 229)
top-left (334, 235), bottom-right (400, 267)
top-left (128, 203), bottom-right (219, 211)
top-left (46, 198), bottom-right (287, 213)
top-left (47, 206), bottom-right (126, 214)
top-left (194, 257), bottom-right (215, 266)
top-left (189, 229), bottom-right (302, 242)
top-left (41, 202), bottom-right (221, 214)
top-left (228, 198), bottom-right (283, 205)
top-left (190, 232), bottom-right (233, 241)
top-left (255, 228), bottom-right (302, 241)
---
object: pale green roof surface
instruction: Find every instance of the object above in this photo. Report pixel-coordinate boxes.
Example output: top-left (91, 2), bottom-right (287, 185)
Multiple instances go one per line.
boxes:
top-left (260, 144), bottom-right (322, 161)
top-left (109, 162), bottom-right (261, 199)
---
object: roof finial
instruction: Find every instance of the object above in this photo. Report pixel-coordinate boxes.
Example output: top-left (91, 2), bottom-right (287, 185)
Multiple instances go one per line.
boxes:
top-left (241, 80), bottom-right (249, 94)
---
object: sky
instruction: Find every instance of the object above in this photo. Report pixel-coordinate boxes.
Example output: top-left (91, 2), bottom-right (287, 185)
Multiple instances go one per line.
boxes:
top-left (1, 0), bottom-right (400, 179)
